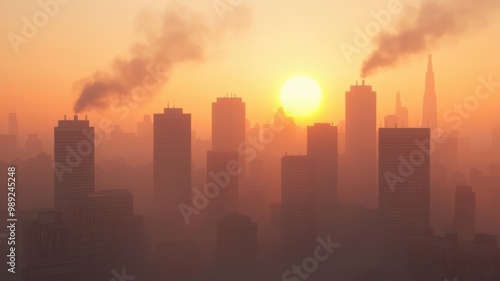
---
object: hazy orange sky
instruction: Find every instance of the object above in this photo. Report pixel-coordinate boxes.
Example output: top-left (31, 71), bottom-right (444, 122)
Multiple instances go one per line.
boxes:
top-left (1, 0), bottom-right (499, 148)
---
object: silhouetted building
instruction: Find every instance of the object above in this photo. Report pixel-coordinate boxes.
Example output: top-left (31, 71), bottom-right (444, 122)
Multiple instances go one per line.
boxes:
top-left (454, 186), bottom-right (476, 241)
top-left (422, 55), bottom-right (438, 130)
top-left (384, 114), bottom-right (398, 128)
top-left (54, 115), bottom-right (95, 214)
top-left (408, 232), bottom-right (499, 281)
top-left (216, 213), bottom-right (258, 276)
top-left (68, 189), bottom-right (138, 278)
top-left (22, 211), bottom-right (66, 264)
top-left (207, 151), bottom-right (240, 219)
top-left (101, 125), bottom-right (137, 162)
top-left (396, 92), bottom-right (409, 127)
top-left (379, 128), bottom-right (431, 252)
top-left (345, 80), bottom-right (377, 208)
top-left (212, 96), bottom-right (246, 179)
top-left (281, 155), bottom-right (317, 261)
top-left (307, 123), bottom-right (338, 235)
top-left (25, 133), bottom-right (43, 158)
top-left (212, 96), bottom-right (246, 152)
top-left (153, 108), bottom-right (191, 218)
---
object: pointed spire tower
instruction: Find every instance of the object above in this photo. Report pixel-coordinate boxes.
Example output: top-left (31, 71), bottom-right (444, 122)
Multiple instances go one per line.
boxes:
top-left (422, 55), bottom-right (438, 130)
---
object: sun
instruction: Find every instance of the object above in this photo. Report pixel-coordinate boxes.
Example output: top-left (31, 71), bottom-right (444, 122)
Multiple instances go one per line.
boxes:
top-left (280, 76), bottom-right (322, 116)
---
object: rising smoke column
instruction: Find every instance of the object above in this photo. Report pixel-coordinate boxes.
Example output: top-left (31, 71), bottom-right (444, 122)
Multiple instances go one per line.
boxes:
top-left (74, 3), bottom-right (251, 113)
top-left (361, 0), bottom-right (499, 78)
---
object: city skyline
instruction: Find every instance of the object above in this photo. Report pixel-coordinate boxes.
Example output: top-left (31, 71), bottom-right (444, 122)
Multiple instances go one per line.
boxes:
top-left (1, 1), bottom-right (500, 147)
top-left (1, 1), bottom-right (500, 280)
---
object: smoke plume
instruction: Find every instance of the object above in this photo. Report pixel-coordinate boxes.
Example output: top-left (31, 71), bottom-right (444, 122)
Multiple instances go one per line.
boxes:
top-left (74, 3), bottom-right (251, 113)
top-left (361, 0), bottom-right (499, 78)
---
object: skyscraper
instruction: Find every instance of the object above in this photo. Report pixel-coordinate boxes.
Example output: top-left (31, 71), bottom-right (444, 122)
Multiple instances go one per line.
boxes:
top-left (422, 55), bottom-right (438, 130)
top-left (54, 115), bottom-right (95, 213)
top-left (212, 97), bottom-right (246, 152)
top-left (379, 128), bottom-right (431, 252)
top-left (281, 155), bottom-right (317, 260)
top-left (454, 186), bottom-right (476, 241)
top-left (307, 123), bottom-right (338, 235)
top-left (345, 80), bottom-right (377, 208)
top-left (212, 97), bottom-right (246, 178)
top-left (206, 151), bottom-right (240, 219)
top-left (153, 108), bottom-right (192, 216)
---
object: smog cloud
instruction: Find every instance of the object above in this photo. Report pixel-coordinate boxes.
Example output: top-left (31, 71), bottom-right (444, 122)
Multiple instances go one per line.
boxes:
top-left (361, 0), bottom-right (499, 78)
top-left (74, 3), bottom-right (251, 113)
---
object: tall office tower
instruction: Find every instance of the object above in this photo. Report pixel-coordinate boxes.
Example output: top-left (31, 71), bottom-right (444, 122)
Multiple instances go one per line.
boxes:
top-left (281, 155), bottom-right (317, 261)
top-left (212, 96), bottom-right (246, 151)
top-left (307, 123), bottom-right (338, 235)
top-left (25, 133), bottom-right (43, 157)
top-left (8, 112), bottom-right (19, 146)
top-left (216, 213), bottom-right (258, 276)
top-left (379, 128), bottom-right (431, 252)
top-left (54, 115), bottom-right (95, 213)
top-left (212, 96), bottom-right (246, 178)
top-left (454, 186), bottom-right (476, 241)
top-left (395, 92), bottom-right (409, 127)
top-left (206, 151), bottom-right (240, 219)
top-left (422, 55), bottom-right (438, 130)
top-left (153, 108), bottom-right (191, 217)
top-left (345, 80), bottom-right (377, 208)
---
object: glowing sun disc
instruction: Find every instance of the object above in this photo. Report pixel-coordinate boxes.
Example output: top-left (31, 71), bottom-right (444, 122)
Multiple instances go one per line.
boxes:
top-left (280, 76), bottom-right (322, 116)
